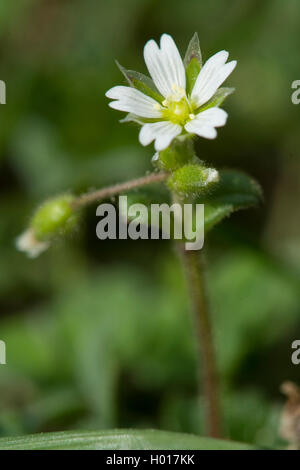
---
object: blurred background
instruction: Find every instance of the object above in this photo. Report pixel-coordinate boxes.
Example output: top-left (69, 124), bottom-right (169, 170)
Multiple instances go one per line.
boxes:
top-left (0, 0), bottom-right (300, 447)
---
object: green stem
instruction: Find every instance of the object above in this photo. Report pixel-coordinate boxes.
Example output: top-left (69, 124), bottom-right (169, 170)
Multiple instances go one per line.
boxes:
top-left (178, 246), bottom-right (222, 438)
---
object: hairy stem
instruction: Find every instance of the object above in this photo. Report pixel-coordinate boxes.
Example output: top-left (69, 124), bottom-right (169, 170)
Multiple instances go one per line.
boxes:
top-left (72, 172), bottom-right (168, 209)
top-left (178, 246), bottom-right (222, 438)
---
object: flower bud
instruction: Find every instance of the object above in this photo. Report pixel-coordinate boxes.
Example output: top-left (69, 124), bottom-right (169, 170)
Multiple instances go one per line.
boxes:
top-left (16, 229), bottom-right (50, 259)
top-left (16, 194), bottom-right (77, 258)
top-left (167, 164), bottom-right (219, 196)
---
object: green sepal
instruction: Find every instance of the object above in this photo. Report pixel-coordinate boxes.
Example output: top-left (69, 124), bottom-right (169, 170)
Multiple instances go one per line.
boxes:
top-left (152, 139), bottom-right (196, 172)
top-left (186, 59), bottom-right (201, 96)
top-left (184, 33), bottom-right (202, 95)
top-left (120, 113), bottom-right (158, 125)
top-left (184, 32), bottom-right (202, 68)
top-left (116, 61), bottom-right (163, 104)
top-left (198, 87), bottom-right (235, 112)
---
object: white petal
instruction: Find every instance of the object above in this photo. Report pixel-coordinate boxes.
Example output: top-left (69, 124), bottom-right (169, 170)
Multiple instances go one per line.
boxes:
top-left (191, 50), bottom-right (236, 107)
top-left (144, 34), bottom-right (186, 98)
top-left (185, 107), bottom-right (228, 139)
top-left (139, 121), bottom-right (182, 151)
top-left (106, 86), bottom-right (162, 118)
top-left (193, 126), bottom-right (217, 139)
top-left (16, 229), bottom-right (50, 258)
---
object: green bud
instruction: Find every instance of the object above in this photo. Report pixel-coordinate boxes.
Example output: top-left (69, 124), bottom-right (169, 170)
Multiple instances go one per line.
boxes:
top-left (152, 139), bottom-right (195, 172)
top-left (167, 164), bottom-right (219, 196)
top-left (31, 194), bottom-right (77, 241)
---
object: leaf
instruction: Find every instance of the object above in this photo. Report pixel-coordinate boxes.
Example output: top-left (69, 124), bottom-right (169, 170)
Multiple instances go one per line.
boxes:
top-left (199, 87), bottom-right (235, 112)
top-left (0, 429), bottom-right (257, 450)
top-left (116, 61), bottom-right (163, 103)
top-left (204, 204), bottom-right (234, 232)
top-left (184, 33), bottom-right (202, 95)
top-left (199, 170), bottom-right (262, 232)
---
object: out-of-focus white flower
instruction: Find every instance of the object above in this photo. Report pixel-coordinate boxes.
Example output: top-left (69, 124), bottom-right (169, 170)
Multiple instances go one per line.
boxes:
top-left (106, 34), bottom-right (236, 151)
top-left (204, 168), bottom-right (219, 185)
top-left (16, 228), bottom-right (50, 258)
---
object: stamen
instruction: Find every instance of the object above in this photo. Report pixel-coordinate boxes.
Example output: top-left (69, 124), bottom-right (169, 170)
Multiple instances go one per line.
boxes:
top-left (170, 84), bottom-right (185, 101)
top-left (189, 113), bottom-right (195, 120)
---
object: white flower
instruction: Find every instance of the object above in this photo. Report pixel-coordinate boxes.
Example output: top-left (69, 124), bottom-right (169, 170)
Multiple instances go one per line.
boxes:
top-left (16, 229), bottom-right (50, 258)
top-left (106, 34), bottom-right (236, 151)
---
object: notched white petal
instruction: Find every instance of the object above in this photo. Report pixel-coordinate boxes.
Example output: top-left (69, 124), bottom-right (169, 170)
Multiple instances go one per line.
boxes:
top-left (139, 121), bottom-right (182, 151)
top-left (198, 107), bottom-right (228, 126)
top-left (191, 50), bottom-right (237, 108)
top-left (106, 85), bottom-right (162, 118)
top-left (186, 126), bottom-right (217, 139)
top-left (185, 107), bottom-right (228, 139)
top-left (144, 34), bottom-right (185, 99)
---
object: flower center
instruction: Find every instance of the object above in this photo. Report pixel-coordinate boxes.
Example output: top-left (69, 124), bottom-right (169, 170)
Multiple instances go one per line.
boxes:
top-left (159, 85), bottom-right (196, 126)
top-left (162, 97), bottom-right (192, 125)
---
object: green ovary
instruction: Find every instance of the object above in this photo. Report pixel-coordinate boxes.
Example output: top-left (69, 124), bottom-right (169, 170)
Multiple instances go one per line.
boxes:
top-left (163, 98), bottom-right (192, 125)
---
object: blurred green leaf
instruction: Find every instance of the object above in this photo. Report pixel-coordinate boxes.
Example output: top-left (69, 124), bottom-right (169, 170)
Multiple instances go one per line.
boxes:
top-left (0, 429), bottom-right (257, 450)
top-left (0, 0), bottom-right (36, 36)
top-left (160, 389), bottom-right (281, 448)
top-left (210, 248), bottom-right (300, 377)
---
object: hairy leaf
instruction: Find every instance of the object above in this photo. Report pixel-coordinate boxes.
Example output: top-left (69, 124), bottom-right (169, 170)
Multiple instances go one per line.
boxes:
top-left (200, 170), bottom-right (262, 232)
